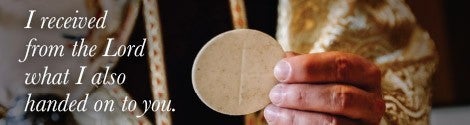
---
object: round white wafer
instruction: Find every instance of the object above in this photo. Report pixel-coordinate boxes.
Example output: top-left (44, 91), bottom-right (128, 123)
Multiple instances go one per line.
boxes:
top-left (192, 29), bottom-right (284, 115)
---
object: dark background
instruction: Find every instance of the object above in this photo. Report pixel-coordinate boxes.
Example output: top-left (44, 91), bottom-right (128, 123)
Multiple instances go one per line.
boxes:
top-left (114, 0), bottom-right (470, 124)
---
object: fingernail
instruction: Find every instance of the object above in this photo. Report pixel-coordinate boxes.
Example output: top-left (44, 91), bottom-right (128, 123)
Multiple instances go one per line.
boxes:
top-left (264, 105), bottom-right (279, 123)
top-left (269, 84), bottom-right (284, 105)
top-left (274, 60), bottom-right (291, 82)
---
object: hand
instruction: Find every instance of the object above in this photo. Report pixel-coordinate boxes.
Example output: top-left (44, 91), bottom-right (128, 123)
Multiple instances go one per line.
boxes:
top-left (264, 51), bottom-right (385, 125)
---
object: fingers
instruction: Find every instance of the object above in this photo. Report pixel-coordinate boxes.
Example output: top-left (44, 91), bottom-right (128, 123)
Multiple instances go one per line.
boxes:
top-left (269, 83), bottom-right (385, 124)
top-left (264, 104), bottom-right (358, 125)
top-left (269, 52), bottom-right (384, 124)
top-left (273, 51), bottom-right (381, 91)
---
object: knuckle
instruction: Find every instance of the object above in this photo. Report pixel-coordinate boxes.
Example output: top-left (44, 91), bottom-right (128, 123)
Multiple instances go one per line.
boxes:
top-left (289, 110), bottom-right (298, 125)
top-left (369, 64), bottom-right (381, 77)
top-left (331, 86), bottom-right (353, 113)
top-left (368, 64), bottom-right (382, 83)
top-left (280, 108), bottom-right (296, 125)
top-left (334, 55), bottom-right (352, 81)
top-left (322, 114), bottom-right (339, 125)
top-left (293, 86), bottom-right (309, 108)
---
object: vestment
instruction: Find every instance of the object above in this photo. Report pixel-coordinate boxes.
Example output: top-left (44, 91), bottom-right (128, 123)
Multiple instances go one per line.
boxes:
top-left (245, 0), bottom-right (438, 124)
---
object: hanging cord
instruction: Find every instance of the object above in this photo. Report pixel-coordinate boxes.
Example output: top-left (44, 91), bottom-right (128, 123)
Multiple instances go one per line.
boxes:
top-left (229, 0), bottom-right (248, 29)
top-left (143, 0), bottom-right (172, 125)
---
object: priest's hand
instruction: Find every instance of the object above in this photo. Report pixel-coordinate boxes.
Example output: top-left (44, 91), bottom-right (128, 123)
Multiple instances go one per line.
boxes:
top-left (264, 51), bottom-right (385, 125)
